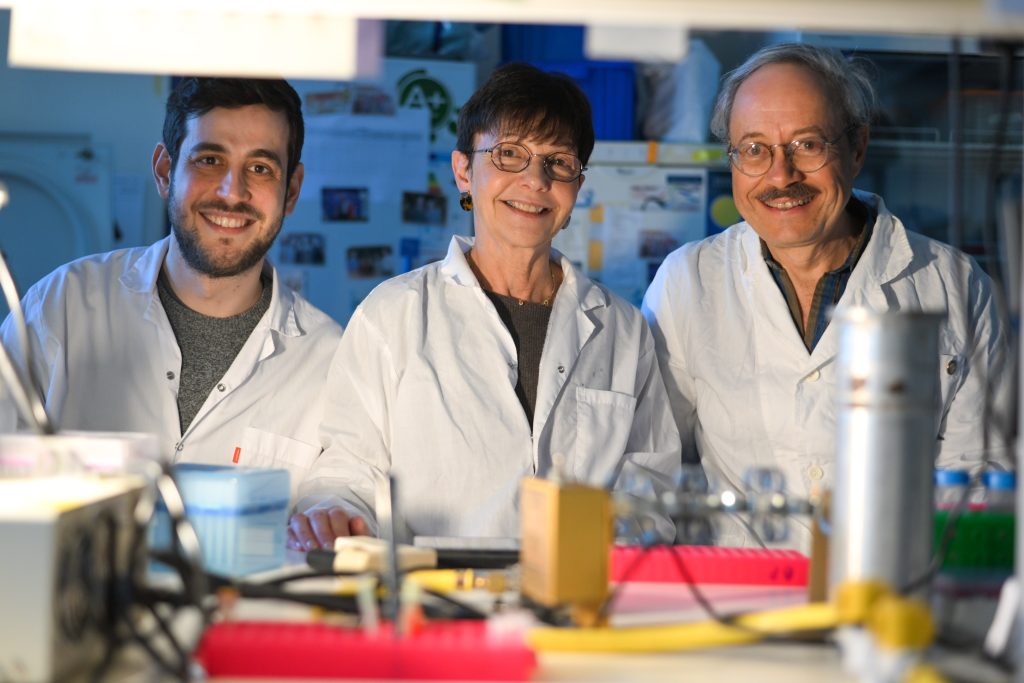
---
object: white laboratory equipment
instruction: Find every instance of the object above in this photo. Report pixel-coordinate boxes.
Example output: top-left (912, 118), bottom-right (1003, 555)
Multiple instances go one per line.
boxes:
top-left (829, 309), bottom-right (943, 599)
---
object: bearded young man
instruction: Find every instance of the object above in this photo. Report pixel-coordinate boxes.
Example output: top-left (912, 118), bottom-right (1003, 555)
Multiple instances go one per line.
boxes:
top-left (0, 79), bottom-right (351, 534)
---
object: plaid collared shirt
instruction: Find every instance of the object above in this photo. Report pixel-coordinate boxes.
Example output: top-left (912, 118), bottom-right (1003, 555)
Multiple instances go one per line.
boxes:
top-left (762, 200), bottom-right (876, 352)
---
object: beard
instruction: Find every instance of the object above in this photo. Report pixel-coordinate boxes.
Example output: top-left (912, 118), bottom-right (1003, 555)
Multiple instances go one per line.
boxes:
top-left (168, 183), bottom-right (282, 278)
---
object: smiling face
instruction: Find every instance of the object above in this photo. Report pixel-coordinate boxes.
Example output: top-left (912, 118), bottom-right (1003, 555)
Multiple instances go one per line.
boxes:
top-left (452, 130), bottom-right (584, 254)
top-left (728, 62), bottom-right (867, 251)
top-left (153, 104), bottom-right (303, 278)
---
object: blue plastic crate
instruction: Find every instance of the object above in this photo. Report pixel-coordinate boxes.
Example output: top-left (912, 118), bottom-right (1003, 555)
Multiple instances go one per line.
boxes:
top-left (533, 60), bottom-right (637, 141)
top-left (501, 24), bottom-right (585, 63)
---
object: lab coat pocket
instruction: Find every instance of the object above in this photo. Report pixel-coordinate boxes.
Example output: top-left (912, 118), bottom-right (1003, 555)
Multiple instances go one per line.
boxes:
top-left (574, 387), bottom-right (638, 482)
top-left (238, 427), bottom-right (321, 502)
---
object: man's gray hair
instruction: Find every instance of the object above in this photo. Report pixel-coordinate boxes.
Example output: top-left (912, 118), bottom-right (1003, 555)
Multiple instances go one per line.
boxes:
top-left (709, 43), bottom-right (877, 144)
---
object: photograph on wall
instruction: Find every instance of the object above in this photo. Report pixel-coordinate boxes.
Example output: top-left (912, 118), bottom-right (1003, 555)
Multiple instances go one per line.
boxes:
top-left (305, 89), bottom-right (354, 115)
top-left (352, 85), bottom-right (397, 115)
top-left (629, 182), bottom-right (675, 210)
top-left (347, 245), bottom-right (394, 279)
top-left (401, 191), bottom-right (447, 226)
top-left (322, 187), bottom-right (369, 222)
top-left (278, 232), bottom-right (326, 265)
top-left (305, 85), bottom-right (396, 116)
top-left (638, 229), bottom-right (679, 260)
top-left (277, 267), bottom-right (308, 296)
top-left (665, 174), bottom-right (706, 211)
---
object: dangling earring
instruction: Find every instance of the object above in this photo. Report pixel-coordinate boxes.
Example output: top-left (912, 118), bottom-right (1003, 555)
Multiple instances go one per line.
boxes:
top-left (459, 192), bottom-right (473, 212)
top-left (561, 214), bottom-right (572, 230)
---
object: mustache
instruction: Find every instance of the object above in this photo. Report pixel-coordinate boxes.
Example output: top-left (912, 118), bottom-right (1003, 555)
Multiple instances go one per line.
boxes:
top-left (195, 201), bottom-right (264, 221)
top-left (757, 185), bottom-right (818, 203)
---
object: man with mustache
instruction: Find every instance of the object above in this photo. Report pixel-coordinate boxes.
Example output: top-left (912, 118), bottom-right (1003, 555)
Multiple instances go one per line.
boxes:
top-left (642, 44), bottom-right (1008, 550)
top-left (0, 78), bottom-right (355, 535)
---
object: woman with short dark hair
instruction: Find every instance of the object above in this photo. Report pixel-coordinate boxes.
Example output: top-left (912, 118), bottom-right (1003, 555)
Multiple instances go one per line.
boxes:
top-left (294, 64), bottom-right (680, 547)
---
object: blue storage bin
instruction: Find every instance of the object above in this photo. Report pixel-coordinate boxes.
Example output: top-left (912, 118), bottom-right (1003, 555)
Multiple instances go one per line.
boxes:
top-left (501, 24), bottom-right (585, 63)
top-left (533, 60), bottom-right (637, 141)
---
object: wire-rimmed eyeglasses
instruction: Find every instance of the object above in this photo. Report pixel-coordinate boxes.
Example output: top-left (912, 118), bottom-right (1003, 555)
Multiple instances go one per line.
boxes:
top-left (727, 127), bottom-right (855, 177)
top-left (471, 141), bottom-right (585, 182)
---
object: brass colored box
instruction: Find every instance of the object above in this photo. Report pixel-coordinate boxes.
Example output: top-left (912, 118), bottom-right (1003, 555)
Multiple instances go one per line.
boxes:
top-left (520, 477), bottom-right (611, 609)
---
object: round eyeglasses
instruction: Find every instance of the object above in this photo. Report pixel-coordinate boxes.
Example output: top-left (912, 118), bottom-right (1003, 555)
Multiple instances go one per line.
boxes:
top-left (471, 142), bottom-right (584, 182)
top-left (727, 128), bottom-right (852, 177)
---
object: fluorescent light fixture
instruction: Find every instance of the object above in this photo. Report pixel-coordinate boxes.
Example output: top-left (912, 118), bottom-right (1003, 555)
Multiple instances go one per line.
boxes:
top-left (585, 23), bottom-right (689, 62)
top-left (7, 1), bottom-right (382, 79)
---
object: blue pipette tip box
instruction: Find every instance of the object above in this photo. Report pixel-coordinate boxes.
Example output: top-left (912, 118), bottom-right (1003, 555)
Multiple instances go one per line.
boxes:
top-left (152, 464), bottom-right (290, 576)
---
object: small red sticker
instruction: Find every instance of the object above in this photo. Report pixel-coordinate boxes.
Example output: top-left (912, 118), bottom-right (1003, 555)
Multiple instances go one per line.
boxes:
top-left (232, 447), bottom-right (241, 464)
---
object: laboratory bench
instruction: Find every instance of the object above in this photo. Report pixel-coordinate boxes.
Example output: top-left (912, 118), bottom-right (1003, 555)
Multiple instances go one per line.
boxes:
top-left (88, 560), bottom-right (1013, 683)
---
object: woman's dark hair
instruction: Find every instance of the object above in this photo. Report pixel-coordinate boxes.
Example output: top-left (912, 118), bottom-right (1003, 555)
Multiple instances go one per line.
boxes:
top-left (456, 63), bottom-right (595, 167)
top-left (162, 77), bottom-right (304, 183)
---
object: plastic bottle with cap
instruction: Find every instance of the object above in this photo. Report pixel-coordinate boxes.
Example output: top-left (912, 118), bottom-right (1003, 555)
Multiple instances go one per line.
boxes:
top-left (981, 470), bottom-right (1016, 513)
top-left (933, 469), bottom-right (970, 510)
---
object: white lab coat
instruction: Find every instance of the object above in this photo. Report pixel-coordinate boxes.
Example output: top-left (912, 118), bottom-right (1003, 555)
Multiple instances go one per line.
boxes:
top-left (642, 191), bottom-right (1009, 550)
top-left (299, 235), bottom-right (681, 540)
top-left (0, 237), bottom-right (343, 504)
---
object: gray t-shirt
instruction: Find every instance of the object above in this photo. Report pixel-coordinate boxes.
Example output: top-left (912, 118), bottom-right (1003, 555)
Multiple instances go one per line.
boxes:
top-left (157, 270), bottom-right (272, 433)
top-left (484, 292), bottom-right (552, 428)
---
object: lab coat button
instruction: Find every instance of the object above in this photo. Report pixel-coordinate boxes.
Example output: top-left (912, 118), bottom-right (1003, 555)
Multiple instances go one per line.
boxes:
top-left (806, 370), bottom-right (821, 383)
top-left (174, 441), bottom-right (184, 452)
top-left (557, 365), bottom-right (565, 374)
top-left (217, 383), bottom-right (226, 392)
top-left (508, 361), bottom-right (516, 369)
top-left (166, 371), bottom-right (175, 380)
top-left (946, 359), bottom-right (958, 375)
top-left (808, 464), bottom-right (824, 480)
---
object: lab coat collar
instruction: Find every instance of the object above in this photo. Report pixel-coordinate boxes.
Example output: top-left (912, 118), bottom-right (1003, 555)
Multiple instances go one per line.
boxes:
top-left (120, 236), bottom-right (171, 294)
top-left (737, 189), bottom-right (915, 368)
top-left (737, 190), bottom-right (913, 289)
top-left (816, 191), bottom-right (915, 365)
top-left (263, 261), bottom-right (303, 338)
top-left (847, 189), bottom-right (914, 290)
top-left (120, 236), bottom-right (302, 338)
top-left (442, 235), bottom-right (608, 312)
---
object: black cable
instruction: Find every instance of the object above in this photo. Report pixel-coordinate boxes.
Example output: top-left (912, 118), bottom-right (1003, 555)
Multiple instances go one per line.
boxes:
top-left (89, 511), bottom-right (126, 683)
top-left (591, 538), bottom-right (829, 643)
top-left (729, 513), bottom-right (769, 549)
top-left (234, 586), bottom-right (361, 612)
top-left (105, 467), bottom-right (212, 681)
top-left (304, 547), bottom-right (494, 619)
top-left (665, 545), bottom-right (829, 642)
top-left (143, 601), bottom-right (190, 669)
top-left (98, 465), bottom-right (490, 678)
top-left (519, 594), bottom-right (576, 627)
top-left (121, 604), bottom-right (189, 680)
top-left (203, 567), bottom-right (489, 621)
top-left (899, 467), bottom-right (978, 596)
top-left (124, 579), bottom-right (199, 679)
top-left (665, 544), bottom-right (766, 632)
top-left (262, 570), bottom-right (353, 586)
top-left (595, 541), bottom-right (656, 623)
top-left (420, 588), bottom-right (489, 620)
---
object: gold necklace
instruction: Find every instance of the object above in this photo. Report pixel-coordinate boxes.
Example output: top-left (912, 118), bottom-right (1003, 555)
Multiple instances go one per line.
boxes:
top-left (467, 249), bottom-right (557, 307)
top-left (529, 263), bottom-right (556, 307)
